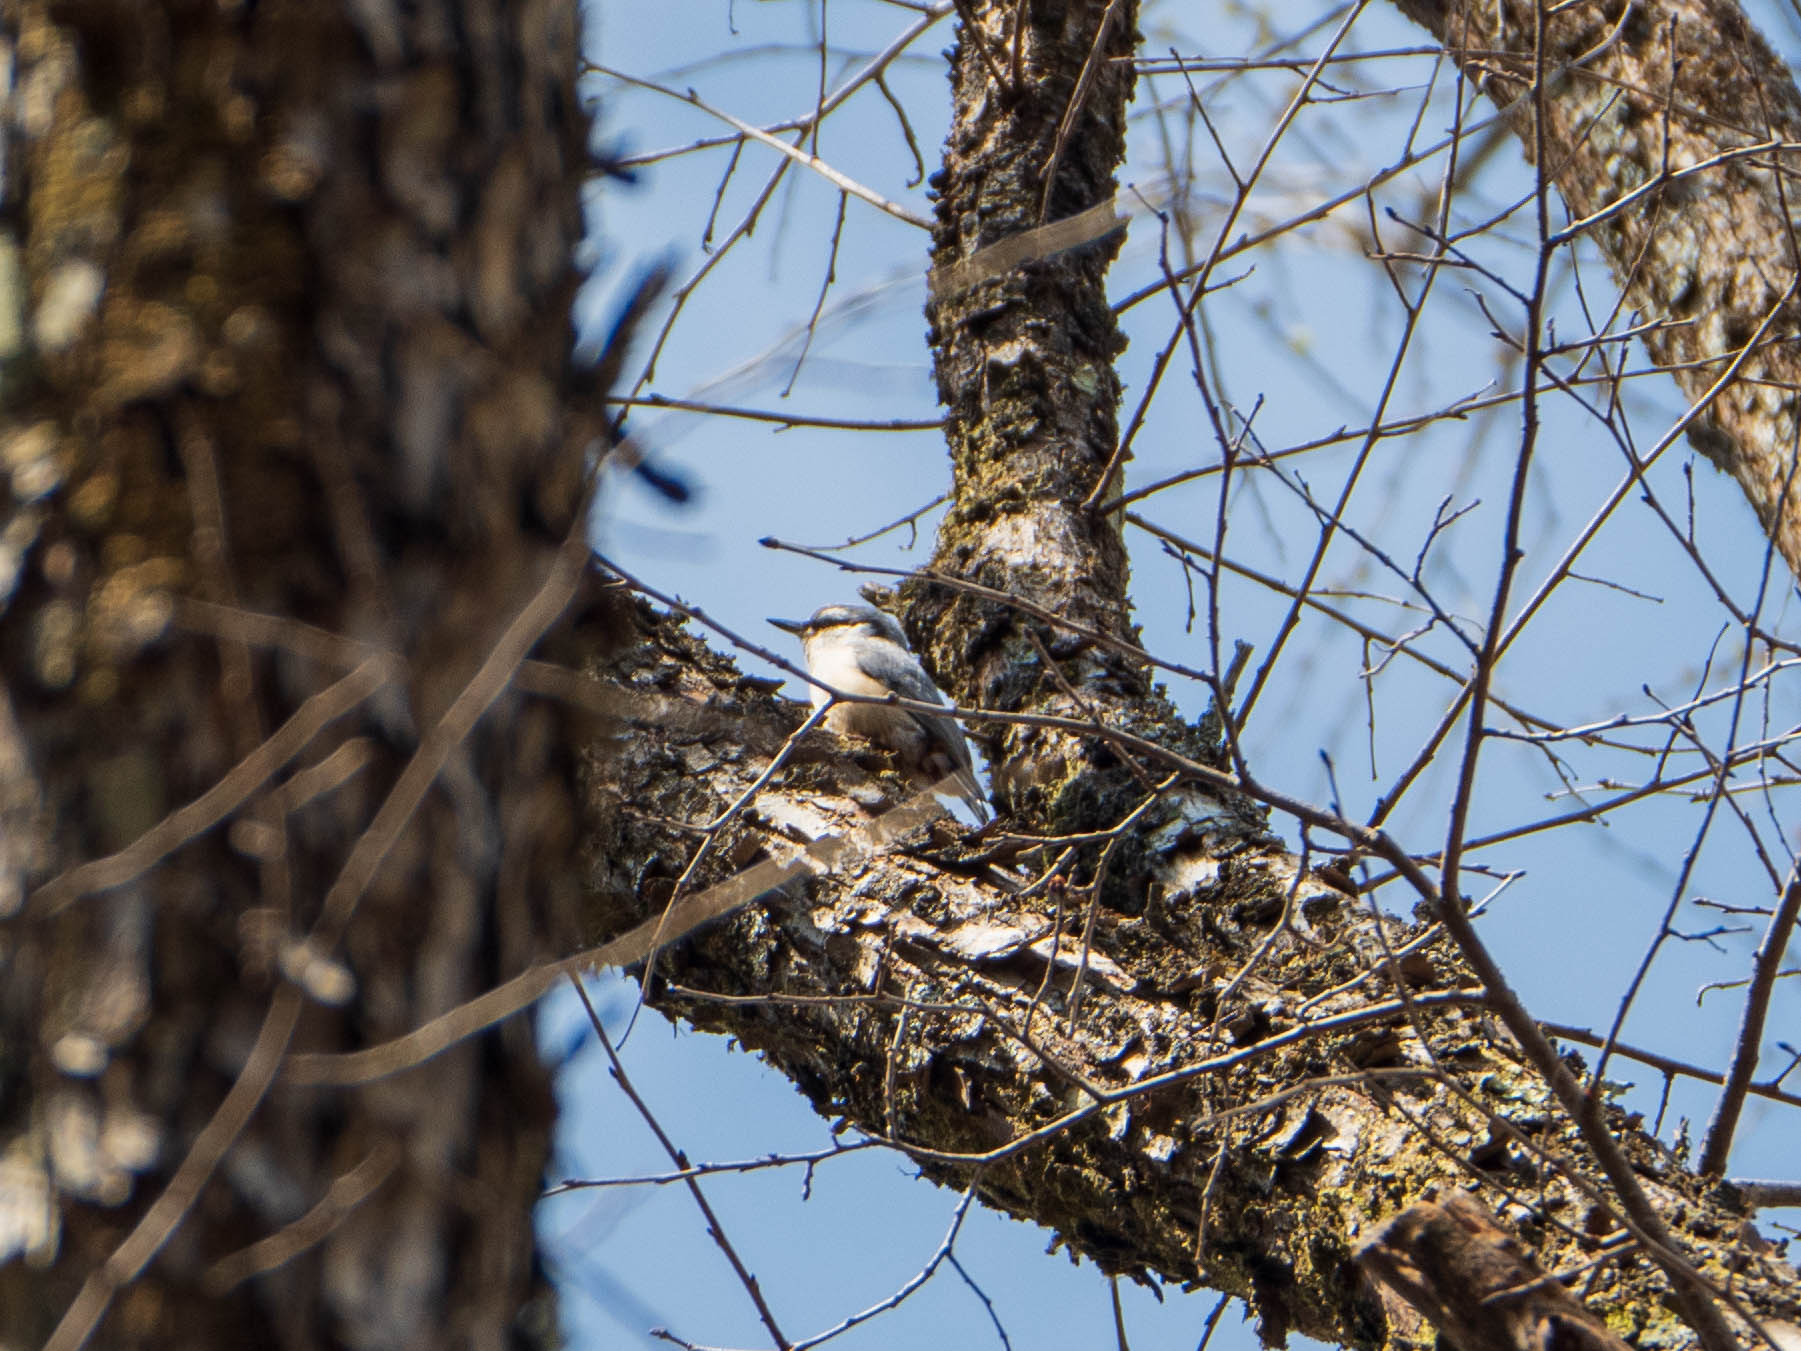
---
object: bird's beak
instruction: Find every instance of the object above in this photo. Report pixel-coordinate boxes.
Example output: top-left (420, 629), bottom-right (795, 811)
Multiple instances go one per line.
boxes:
top-left (768, 616), bottom-right (809, 635)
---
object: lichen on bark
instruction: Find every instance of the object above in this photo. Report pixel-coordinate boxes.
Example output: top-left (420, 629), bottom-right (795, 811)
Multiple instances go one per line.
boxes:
top-left (589, 598), bottom-right (1801, 1351)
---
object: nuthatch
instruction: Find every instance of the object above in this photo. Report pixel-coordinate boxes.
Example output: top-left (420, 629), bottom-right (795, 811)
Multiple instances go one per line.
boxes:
top-left (770, 604), bottom-right (989, 822)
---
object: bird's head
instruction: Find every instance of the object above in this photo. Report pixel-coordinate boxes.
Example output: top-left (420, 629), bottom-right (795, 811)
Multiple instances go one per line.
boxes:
top-left (769, 604), bottom-right (909, 650)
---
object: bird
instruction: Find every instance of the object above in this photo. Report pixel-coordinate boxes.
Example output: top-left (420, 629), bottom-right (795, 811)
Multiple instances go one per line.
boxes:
top-left (769, 604), bottom-right (990, 823)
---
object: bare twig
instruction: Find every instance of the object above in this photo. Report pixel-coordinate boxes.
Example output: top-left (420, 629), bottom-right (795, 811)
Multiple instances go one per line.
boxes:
top-left (571, 976), bottom-right (793, 1350)
top-left (1699, 869), bottom-right (1801, 1174)
top-left (30, 658), bottom-right (396, 916)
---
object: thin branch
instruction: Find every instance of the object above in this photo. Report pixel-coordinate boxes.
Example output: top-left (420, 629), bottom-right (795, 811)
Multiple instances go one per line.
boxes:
top-left (1699, 869), bottom-right (1801, 1174)
top-left (29, 657), bottom-right (396, 916)
top-left (595, 66), bottom-right (933, 229)
top-left (572, 976), bottom-right (794, 1351)
top-left (43, 990), bottom-right (305, 1351)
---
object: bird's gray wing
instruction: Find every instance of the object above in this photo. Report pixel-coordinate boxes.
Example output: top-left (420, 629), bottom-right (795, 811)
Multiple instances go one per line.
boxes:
top-left (849, 642), bottom-right (944, 705)
top-left (851, 645), bottom-right (965, 757)
top-left (854, 644), bottom-right (987, 818)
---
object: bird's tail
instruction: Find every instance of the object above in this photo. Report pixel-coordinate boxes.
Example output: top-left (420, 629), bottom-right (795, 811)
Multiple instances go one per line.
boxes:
top-left (947, 766), bottom-right (991, 825)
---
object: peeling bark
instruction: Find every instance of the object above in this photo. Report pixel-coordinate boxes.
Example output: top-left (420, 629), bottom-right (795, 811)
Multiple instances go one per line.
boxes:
top-left (592, 601), bottom-right (1801, 1351)
top-left (1358, 1194), bottom-right (1635, 1351)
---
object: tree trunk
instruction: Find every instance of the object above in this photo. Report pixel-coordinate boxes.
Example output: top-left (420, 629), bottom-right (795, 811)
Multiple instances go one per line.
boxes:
top-left (1, 2), bottom-right (597, 1346)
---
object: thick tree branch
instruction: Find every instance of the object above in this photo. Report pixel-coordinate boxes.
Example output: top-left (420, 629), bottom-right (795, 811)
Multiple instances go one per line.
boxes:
top-left (1392, 0), bottom-right (1801, 579)
top-left (597, 600), bottom-right (1801, 1351)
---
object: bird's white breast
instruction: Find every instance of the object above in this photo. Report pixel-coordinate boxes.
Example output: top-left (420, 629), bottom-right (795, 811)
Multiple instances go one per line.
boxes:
top-left (802, 636), bottom-right (931, 756)
top-left (801, 638), bottom-right (894, 705)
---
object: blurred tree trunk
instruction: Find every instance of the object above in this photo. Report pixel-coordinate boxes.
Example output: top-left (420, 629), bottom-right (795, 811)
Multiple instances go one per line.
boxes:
top-left (0, 2), bottom-right (598, 1346)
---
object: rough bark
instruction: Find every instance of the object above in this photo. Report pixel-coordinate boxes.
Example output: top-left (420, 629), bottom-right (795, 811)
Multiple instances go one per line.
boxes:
top-left (0, 1), bottom-right (597, 1345)
top-left (910, 0), bottom-right (1247, 850)
top-left (1392, 0), bottom-right (1801, 580)
top-left (595, 605), bottom-right (1801, 1351)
